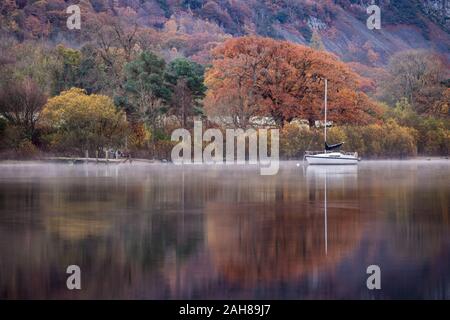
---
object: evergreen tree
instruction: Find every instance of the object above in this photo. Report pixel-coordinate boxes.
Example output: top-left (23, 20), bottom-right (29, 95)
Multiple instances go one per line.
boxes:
top-left (165, 58), bottom-right (206, 127)
top-left (124, 51), bottom-right (171, 125)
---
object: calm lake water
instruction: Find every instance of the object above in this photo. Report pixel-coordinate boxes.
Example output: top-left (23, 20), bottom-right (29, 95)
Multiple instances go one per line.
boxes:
top-left (0, 160), bottom-right (449, 299)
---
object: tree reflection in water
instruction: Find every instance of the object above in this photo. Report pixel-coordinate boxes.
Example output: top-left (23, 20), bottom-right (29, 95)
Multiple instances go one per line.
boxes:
top-left (206, 165), bottom-right (363, 286)
top-left (0, 161), bottom-right (449, 298)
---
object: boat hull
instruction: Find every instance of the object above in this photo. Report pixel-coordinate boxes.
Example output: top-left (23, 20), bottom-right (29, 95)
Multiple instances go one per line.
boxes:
top-left (305, 153), bottom-right (359, 165)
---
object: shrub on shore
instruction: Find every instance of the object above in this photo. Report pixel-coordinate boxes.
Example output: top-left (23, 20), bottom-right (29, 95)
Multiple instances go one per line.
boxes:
top-left (280, 120), bottom-right (419, 159)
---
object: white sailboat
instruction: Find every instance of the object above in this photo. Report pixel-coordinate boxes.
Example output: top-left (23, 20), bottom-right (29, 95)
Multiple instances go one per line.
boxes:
top-left (305, 79), bottom-right (360, 165)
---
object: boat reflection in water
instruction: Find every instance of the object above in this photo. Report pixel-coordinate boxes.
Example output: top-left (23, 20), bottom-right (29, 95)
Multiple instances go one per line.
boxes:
top-left (305, 165), bottom-right (359, 255)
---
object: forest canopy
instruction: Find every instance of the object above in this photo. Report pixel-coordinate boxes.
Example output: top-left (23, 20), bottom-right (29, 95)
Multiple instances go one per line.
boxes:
top-left (205, 36), bottom-right (383, 128)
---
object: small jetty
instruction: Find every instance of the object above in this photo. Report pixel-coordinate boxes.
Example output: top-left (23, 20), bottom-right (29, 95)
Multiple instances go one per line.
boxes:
top-left (43, 157), bottom-right (159, 164)
top-left (44, 157), bottom-right (126, 164)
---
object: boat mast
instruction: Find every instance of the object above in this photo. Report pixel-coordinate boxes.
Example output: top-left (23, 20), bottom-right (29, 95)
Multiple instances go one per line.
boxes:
top-left (324, 78), bottom-right (327, 151)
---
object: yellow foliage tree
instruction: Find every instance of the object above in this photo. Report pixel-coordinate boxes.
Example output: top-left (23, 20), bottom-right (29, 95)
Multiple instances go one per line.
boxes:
top-left (41, 88), bottom-right (128, 156)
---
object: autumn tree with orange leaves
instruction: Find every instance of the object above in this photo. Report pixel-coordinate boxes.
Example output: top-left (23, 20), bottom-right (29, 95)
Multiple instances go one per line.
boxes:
top-left (205, 37), bottom-right (382, 128)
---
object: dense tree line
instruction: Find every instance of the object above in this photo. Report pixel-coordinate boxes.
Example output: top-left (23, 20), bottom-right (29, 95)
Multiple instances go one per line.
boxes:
top-left (0, 32), bottom-right (208, 158)
top-left (0, 32), bottom-right (448, 159)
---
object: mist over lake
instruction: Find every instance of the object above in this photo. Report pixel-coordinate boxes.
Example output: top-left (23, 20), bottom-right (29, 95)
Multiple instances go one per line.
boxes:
top-left (0, 160), bottom-right (449, 299)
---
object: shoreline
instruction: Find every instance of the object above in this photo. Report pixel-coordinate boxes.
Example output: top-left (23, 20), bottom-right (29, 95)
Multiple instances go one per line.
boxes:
top-left (0, 156), bottom-right (448, 165)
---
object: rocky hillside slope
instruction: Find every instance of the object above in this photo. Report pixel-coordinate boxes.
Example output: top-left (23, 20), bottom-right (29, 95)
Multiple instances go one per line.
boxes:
top-left (1, 0), bottom-right (449, 66)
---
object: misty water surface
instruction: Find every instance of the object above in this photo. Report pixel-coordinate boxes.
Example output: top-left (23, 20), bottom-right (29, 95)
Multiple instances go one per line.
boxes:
top-left (0, 160), bottom-right (449, 299)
